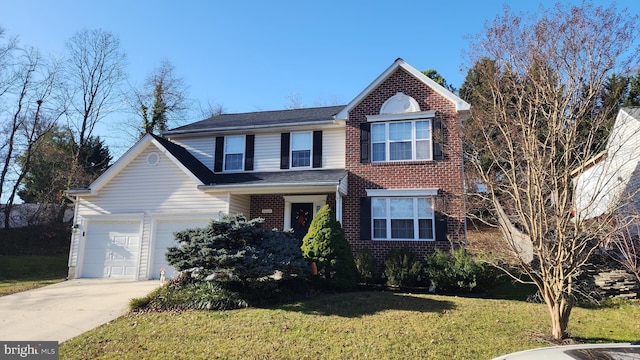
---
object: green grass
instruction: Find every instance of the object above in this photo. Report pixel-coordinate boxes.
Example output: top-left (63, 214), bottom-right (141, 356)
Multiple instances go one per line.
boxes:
top-left (0, 254), bottom-right (68, 296)
top-left (60, 291), bottom-right (640, 359)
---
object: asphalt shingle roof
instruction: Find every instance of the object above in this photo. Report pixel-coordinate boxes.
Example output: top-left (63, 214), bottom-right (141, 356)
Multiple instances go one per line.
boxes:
top-left (165, 105), bottom-right (345, 134)
top-left (152, 134), bottom-right (346, 187)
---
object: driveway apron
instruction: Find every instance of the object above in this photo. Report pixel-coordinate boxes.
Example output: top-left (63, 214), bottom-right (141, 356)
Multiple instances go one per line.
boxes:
top-left (0, 279), bottom-right (159, 343)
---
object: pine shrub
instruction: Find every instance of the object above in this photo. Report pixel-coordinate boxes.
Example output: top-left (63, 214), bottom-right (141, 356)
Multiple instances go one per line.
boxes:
top-left (383, 248), bottom-right (423, 287)
top-left (301, 205), bottom-right (358, 290)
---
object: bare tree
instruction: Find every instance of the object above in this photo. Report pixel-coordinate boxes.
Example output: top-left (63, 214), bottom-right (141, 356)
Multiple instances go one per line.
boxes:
top-left (0, 45), bottom-right (62, 228)
top-left (462, 2), bottom-right (640, 340)
top-left (64, 28), bottom-right (126, 163)
top-left (131, 60), bottom-right (189, 138)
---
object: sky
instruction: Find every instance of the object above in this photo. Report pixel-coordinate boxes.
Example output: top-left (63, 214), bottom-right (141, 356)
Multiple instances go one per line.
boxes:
top-left (2, 0), bottom-right (640, 157)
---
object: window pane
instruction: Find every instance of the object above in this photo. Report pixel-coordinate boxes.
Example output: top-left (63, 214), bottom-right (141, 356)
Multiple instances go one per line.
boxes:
top-left (391, 219), bottom-right (414, 239)
top-left (416, 121), bottom-right (430, 139)
top-left (416, 140), bottom-right (430, 160)
top-left (372, 143), bottom-right (385, 161)
top-left (225, 136), bottom-right (244, 153)
top-left (390, 142), bottom-right (411, 160)
top-left (373, 219), bottom-right (387, 238)
top-left (390, 198), bottom-right (413, 217)
top-left (419, 219), bottom-right (433, 239)
top-left (417, 198), bottom-right (433, 218)
top-left (372, 198), bottom-right (386, 217)
top-left (291, 150), bottom-right (310, 167)
top-left (389, 122), bottom-right (411, 141)
top-left (372, 123), bottom-right (385, 142)
top-left (291, 132), bottom-right (311, 150)
top-left (225, 154), bottom-right (243, 170)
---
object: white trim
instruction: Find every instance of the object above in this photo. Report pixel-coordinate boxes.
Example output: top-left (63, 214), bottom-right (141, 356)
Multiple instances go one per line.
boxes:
top-left (283, 195), bottom-right (327, 230)
top-left (222, 135), bottom-right (246, 172)
top-left (366, 188), bottom-right (439, 197)
top-left (290, 131), bottom-right (313, 169)
top-left (367, 111), bottom-right (436, 123)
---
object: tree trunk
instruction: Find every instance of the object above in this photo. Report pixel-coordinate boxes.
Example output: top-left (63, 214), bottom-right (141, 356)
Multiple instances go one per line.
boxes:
top-left (544, 291), bottom-right (573, 340)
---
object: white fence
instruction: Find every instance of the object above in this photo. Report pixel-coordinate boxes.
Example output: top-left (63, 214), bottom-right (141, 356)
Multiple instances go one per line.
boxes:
top-left (0, 204), bottom-right (73, 229)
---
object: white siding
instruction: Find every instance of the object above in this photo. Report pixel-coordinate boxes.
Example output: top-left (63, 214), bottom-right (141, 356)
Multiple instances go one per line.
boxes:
top-left (229, 194), bottom-right (251, 215)
top-left (575, 110), bottom-right (640, 219)
top-left (254, 133), bottom-right (281, 171)
top-left (171, 136), bottom-right (216, 170)
top-left (322, 128), bottom-right (346, 169)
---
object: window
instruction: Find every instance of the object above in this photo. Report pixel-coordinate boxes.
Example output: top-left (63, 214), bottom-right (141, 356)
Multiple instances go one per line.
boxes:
top-left (371, 120), bottom-right (431, 162)
top-left (371, 197), bottom-right (434, 240)
top-left (291, 132), bottom-right (312, 168)
top-left (224, 135), bottom-right (245, 171)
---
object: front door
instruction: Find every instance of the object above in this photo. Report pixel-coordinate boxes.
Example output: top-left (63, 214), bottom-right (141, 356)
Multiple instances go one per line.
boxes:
top-left (291, 203), bottom-right (313, 240)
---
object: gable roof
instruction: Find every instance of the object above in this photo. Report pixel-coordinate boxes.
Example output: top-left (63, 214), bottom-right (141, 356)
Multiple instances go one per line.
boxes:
top-left (335, 58), bottom-right (470, 119)
top-left (67, 134), bottom-right (212, 196)
top-left (164, 105), bottom-right (345, 135)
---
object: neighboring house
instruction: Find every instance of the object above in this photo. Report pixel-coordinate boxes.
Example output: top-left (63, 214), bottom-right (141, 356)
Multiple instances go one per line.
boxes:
top-left (574, 107), bottom-right (640, 224)
top-left (66, 58), bottom-right (470, 280)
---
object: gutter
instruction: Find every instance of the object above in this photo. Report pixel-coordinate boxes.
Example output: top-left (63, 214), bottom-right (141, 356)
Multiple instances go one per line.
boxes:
top-left (164, 119), bottom-right (346, 136)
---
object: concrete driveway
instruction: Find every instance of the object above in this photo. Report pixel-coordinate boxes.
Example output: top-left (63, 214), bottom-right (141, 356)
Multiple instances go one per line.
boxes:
top-left (0, 279), bottom-right (160, 343)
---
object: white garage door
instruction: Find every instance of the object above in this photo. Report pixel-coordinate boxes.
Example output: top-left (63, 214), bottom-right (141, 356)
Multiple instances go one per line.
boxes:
top-left (82, 221), bottom-right (141, 278)
top-left (151, 219), bottom-right (210, 279)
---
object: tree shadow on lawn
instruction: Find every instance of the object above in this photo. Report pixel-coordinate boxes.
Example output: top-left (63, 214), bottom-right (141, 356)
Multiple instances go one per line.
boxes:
top-left (278, 290), bottom-right (455, 318)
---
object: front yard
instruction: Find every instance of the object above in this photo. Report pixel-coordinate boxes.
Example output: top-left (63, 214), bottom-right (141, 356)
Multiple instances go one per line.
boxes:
top-left (60, 290), bottom-right (640, 359)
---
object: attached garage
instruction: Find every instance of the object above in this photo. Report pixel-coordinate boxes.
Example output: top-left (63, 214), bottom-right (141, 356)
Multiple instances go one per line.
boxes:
top-left (150, 218), bottom-right (212, 279)
top-left (80, 220), bottom-right (142, 278)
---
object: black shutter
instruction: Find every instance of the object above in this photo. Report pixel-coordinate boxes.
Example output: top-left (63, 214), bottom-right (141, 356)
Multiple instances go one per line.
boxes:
top-left (360, 123), bottom-right (370, 164)
top-left (360, 197), bottom-right (371, 240)
top-left (433, 118), bottom-right (444, 160)
top-left (214, 136), bottom-right (224, 172)
top-left (434, 212), bottom-right (448, 241)
top-left (244, 135), bottom-right (254, 171)
top-left (280, 133), bottom-right (290, 169)
top-left (312, 131), bottom-right (322, 168)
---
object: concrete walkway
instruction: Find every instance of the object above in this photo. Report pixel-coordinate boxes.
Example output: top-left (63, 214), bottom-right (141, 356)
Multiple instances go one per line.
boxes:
top-left (0, 279), bottom-right (160, 343)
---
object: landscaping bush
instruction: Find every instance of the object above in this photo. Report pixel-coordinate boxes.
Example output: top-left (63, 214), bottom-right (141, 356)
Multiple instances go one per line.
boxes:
top-left (301, 205), bottom-right (358, 291)
top-left (424, 248), bottom-right (500, 293)
top-left (383, 248), bottom-right (424, 287)
top-left (144, 215), bottom-right (313, 311)
top-left (354, 249), bottom-right (376, 284)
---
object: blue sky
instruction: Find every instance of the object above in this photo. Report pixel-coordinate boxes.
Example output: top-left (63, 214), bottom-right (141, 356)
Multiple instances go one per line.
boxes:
top-left (2, 0), bottom-right (640, 155)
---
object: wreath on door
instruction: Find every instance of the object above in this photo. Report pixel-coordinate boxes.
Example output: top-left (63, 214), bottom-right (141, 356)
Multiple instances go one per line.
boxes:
top-left (296, 208), bottom-right (309, 227)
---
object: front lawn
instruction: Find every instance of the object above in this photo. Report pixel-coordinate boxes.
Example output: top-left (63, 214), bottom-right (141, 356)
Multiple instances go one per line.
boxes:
top-left (0, 254), bottom-right (68, 297)
top-left (60, 291), bottom-right (640, 359)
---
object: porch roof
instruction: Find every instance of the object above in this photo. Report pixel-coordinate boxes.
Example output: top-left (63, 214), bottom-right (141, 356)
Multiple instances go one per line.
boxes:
top-left (198, 169), bottom-right (348, 194)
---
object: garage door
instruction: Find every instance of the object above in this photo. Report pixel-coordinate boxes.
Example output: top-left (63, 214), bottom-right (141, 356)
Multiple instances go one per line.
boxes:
top-left (151, 219), bottom-right (210, 279)
top-left (82, 221), bottom-right (141, 278)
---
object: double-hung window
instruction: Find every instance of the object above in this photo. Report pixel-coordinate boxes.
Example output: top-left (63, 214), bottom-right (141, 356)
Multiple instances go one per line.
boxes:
top-left (371, 197), bottom-right (434, 240)
top-left (371, 120), bottom-right (431, 162)
top-left (224, 135), bottom-right (245, 171)
top-left (291, 132), bottom-right (312, 168)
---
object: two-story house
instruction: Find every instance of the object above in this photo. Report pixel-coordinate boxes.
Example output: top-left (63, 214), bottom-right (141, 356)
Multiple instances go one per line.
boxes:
top-left (66, 58), bottom-right (470, 280)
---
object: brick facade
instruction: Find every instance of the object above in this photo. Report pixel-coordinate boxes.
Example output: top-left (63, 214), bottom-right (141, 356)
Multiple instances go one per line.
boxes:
top-left (343, 67), bottom-right (466, 264)
top-left (250, 193), bottom-right (337, 231)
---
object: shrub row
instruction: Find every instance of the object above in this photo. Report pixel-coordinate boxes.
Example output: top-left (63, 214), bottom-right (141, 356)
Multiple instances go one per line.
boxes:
top-left (355, 247), bottom-right (503, 293)
top-left (0, 224), bottom-right (71, 256)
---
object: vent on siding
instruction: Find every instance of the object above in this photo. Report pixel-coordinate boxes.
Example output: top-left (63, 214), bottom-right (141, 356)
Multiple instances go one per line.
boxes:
top-left (146, 152), bottom-right (160, 166)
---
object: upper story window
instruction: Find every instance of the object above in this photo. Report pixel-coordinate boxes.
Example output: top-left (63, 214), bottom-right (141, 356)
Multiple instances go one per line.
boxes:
top-left (291, 132), bottom-right (312, 168)
top-left (360, 93), bottom-right (442, 164)
top-left (371, 120), bottom-right (431, 162)
top-left (224, 135), bottom-right (245, 171)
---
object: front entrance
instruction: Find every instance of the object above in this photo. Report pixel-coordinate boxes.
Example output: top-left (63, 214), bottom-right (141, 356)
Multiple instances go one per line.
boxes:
top-left (291, 202), bottom-right (313, 239)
